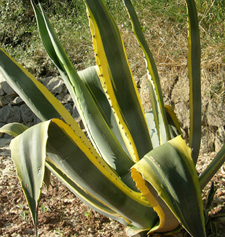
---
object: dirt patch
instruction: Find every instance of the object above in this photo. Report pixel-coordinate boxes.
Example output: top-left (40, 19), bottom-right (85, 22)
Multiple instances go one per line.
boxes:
top-left (0, 139), bottom-right (225, 237)
top-left (0, 139), bottom-right (125, 237)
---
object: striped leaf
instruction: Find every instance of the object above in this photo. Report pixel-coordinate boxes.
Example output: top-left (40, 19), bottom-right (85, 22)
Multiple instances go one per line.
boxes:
top-left (9, 121), bottom-right (51, 235)
top-left (131, 136), bottom-right (206, 236)
top-left (0, 123), bottom-right (28, 137)
top-left (186, 0), bottom-right (201, 164)
top-left (8, 119), bottom-right (159, 232)
top-left (30, 0), bottom-right (135, 177)
top-left (123, 0), bottom-right (171, 145)
top-left (85, 0), bottom-right (153, 162)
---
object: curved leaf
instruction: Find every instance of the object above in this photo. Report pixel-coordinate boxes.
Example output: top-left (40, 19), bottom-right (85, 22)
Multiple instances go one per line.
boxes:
top-left (8, 119), bottom-right (158, 230)
top-left (0, 123), bottom-right (28, 137)
top-left (46, 119), bottom-right (158, 229)
top-left (0, 49), bottom-right (79, 133)
top-left (131, 136), bottom-right (206, 236)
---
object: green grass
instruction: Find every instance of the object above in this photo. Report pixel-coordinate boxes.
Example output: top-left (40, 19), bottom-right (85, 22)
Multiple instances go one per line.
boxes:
top-left (0, 0), bottom-right (224, 82)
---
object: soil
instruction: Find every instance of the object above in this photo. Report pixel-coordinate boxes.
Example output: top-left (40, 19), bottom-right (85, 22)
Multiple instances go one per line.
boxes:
top-left (0, 138), bottom-right (225, 237)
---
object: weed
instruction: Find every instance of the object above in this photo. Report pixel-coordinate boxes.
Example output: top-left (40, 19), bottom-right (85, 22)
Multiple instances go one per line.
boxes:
top-left (41, 203), bottom-right (47, 213)
top-left (17, 204), bottom-right (29, 221)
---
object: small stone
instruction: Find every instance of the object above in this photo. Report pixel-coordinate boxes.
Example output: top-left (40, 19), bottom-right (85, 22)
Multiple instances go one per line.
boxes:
top-left (207, 100), bottom-right (225, 127)
top-left (1, 81), bottom-right (16, 96)
top-left (0, 84), bottom-right (4, 96)
top-left (0, 94), bottom-right (17, 107)
top-left (10, 97), bottom-right (24, 106)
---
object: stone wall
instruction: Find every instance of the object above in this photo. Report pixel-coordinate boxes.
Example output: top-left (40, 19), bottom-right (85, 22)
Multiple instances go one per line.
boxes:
top-left (0, 72), bottom-right (224, 154)
top-left (0, 74), bottom-right (81, 130)
top-left (139, 73), bottom-right (225, 154)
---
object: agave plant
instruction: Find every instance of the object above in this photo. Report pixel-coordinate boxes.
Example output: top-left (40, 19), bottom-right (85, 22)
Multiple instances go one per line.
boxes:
top-left (0, 0), bottom-right (224, 236)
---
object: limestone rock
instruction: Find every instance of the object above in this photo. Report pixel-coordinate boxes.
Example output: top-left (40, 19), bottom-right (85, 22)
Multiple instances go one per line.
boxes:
top-left (215, 126), bottom-right (225, 152)
top-left (40, 76), bottom-right (64, 94)
top-left (139, 74), bottom-right (151, 112)
top-left (174, 102), bottom-right (189, 130)
top-left (171, 76), bottom-right (189, 104)
top-left (207, 100), bottom-right (225, 127)
top-left (201, 126), bottom-right (215, 153)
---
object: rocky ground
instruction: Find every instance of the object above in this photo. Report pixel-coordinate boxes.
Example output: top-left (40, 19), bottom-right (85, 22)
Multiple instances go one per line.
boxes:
top-left (0, 137), bottom-right (225, 237)
top-left (0, 138), bottom-right (125, 237)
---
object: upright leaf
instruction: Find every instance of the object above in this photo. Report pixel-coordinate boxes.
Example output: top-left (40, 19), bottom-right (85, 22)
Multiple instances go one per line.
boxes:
top-left (199, 144), bottom-right (225, 189)
top-left (9, 121), bottom-right (51, 234)
top-left (85, 0), bottom-right (153, 162)
top-left (186, 0), bottom-right (201, 164)
top-left (123, 0), bottom-right (171, 145)
top-left (30, 0), bottom-right (135, 176)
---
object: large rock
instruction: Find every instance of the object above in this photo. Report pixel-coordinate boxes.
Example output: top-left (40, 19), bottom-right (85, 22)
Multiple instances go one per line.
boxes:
top-left (20, 104), bottom-right (37, 125)
top-left (0, 105), bottom-right (21, 123)
top-left (207, 100), bottom-right (225, 127)
top-left (39, 76), bottom-right (65, 94)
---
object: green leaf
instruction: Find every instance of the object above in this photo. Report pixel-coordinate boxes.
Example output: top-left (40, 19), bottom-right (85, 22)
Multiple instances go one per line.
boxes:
top-left (164, 105), bottom-right (182, 138)
top-left (145, 106), bottom-right (182, 149)
top-left (0, 49), bottom-right (79, 133)
top-left (131, 136), bottom-right (206, 236)
top-left (0, 123), bottom-right (28, 137)
top-left (9, 119), bottom-right (158, 230)
top-left (123, 0), bottom-right (171, 145)
top-left (0, 122), bottom-right (52, 191)
top-left (9, 121), bottom-right (51, 234)
top-left (45, 119), bottom-right (158, 230)
top-left (30, 1), bottom-right (135, 177)
top-left (145, 111), bottom-right (160, 149)
top-left (199, 144), bottom-right (225, 189)
top-left (186, 0), bottom-right (201, 164)
top-left (78, 66), bottom-right (131, 160)
top-left (85, 0), bottom-right (153, 162)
